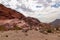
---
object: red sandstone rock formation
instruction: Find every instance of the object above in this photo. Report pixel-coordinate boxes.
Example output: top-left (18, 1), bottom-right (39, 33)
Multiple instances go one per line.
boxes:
top-left (0, 4), bottom-right (25, 20)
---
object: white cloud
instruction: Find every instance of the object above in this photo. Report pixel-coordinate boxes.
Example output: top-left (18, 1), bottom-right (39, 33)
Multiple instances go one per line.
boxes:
top-left (20, 0), bottom-right (60, 23)
top-left (57, 13), bottom-right (60, 19)
top-left (24, 7), bottom-right (59, 23)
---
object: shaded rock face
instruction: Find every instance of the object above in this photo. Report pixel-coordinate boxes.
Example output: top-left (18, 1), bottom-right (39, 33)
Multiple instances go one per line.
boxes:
top-left (24, 17), bottom-right (41, 30)
top-left (0, 4), bottom-right (25, 19)
top-left (24, 17), bottom-right (41, 26)
top-left (40, 23), bottom-right (53, 29)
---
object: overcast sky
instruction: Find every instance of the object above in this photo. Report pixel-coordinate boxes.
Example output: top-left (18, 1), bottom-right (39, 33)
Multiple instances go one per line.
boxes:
top-left (0, 0), bottom-right (60, 23)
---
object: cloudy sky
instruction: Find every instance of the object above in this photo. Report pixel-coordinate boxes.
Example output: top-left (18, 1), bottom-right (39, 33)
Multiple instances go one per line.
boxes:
top-left (0, 0), bottom-right (60, 23)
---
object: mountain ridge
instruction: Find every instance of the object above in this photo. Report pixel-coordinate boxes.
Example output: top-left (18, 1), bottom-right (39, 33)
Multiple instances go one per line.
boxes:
top-left (51, 19), bottom-right (60, 26)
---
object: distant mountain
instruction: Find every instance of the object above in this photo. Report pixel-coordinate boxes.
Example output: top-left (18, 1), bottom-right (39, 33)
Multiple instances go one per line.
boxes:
top-left (51, 19), bottom-right (60, 26)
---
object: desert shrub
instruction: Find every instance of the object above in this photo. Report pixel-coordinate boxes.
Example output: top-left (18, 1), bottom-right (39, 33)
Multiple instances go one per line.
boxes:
top-left (5, 35), bottom-right (8, 37)
top-left (14, 25), bottom-right (22, 30)
top-left (55, 27), bottom-right (59, 30)
top-left (47, 29), bottom-right (52, 33)
top-left (0, 25), bottom-right (6, 31)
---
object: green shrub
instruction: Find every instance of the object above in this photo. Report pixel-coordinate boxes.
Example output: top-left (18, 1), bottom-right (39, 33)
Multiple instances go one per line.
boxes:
top-left (14, 25), bottom-right (22, 30)
top-left (47, 29), bottom-right (52, 33)
top-left (0, 25), bottom-right (6, 31)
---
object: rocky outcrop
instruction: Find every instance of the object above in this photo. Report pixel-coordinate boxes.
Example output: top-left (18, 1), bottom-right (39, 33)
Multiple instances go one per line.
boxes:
top-left (25, 17), bottom-right (41, 26)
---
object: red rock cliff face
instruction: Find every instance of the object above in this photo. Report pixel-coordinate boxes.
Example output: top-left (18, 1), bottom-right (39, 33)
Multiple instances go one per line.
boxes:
top-left (0, 4), bottom-right (25, 20)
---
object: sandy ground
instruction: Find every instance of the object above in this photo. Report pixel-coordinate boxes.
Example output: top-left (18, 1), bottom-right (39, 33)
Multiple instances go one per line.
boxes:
top-left (0, 30), bottom-right (60, 40)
